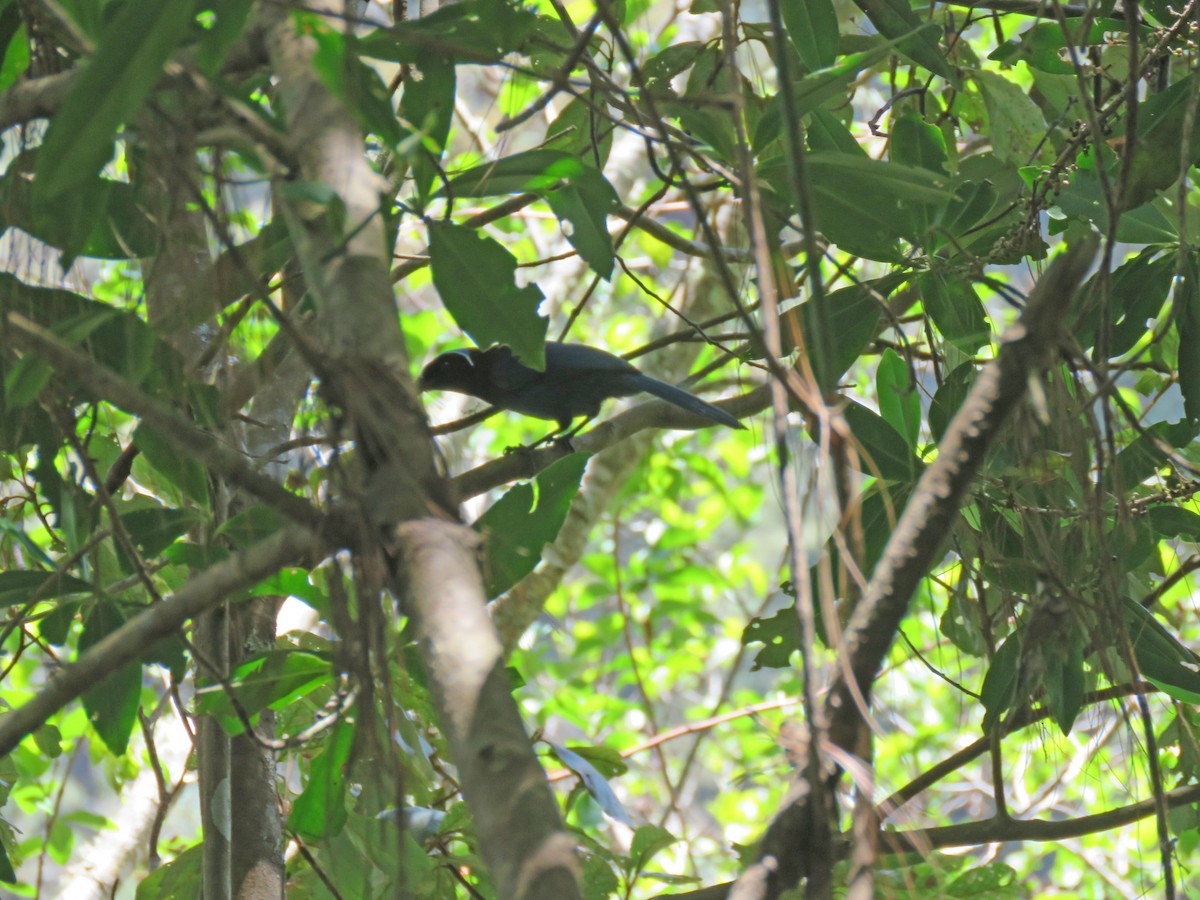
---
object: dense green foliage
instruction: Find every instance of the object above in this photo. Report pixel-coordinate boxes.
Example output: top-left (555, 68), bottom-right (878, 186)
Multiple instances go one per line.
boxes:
top-left (0, 0), bottom-right (1199, 897)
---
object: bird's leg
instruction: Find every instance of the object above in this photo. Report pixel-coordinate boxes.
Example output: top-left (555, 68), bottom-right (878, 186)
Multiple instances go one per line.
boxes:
top-left (550, 415), bottom-right (593, 451)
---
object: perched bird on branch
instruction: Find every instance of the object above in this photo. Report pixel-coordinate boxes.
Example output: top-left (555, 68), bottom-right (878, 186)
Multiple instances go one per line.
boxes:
top-left (419, 342), bottom-right (742, 435)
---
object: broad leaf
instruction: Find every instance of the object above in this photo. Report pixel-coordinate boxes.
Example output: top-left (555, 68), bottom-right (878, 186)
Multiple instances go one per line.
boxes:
top-left (79, 600), bottom-right (142, 755)
top-left (474, 452), bottom-right (589, 598)
top-left (427, 222), bottom-right (548, 369)
top-left (289, 718), bottom-right (354, 841)
top-left (34, 0), bottom-right (197, 203)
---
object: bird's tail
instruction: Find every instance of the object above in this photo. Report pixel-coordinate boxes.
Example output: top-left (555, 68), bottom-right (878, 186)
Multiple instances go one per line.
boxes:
top-left (632, 375), bottom-right (743, 429)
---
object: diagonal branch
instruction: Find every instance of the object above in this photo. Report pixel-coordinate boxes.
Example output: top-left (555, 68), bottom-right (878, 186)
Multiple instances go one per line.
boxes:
top-left (732, 240), bottom-right (1097, 899)
top-left (0, 525), bottom-right (321, 758)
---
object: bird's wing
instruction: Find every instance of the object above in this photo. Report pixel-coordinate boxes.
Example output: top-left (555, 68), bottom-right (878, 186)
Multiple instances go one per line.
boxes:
top-left (481, 345), bottom-right (543, 393)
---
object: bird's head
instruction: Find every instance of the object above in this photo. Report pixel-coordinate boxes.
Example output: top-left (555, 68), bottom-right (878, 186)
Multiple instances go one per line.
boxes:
top-left (417, 348), bottom-right (483, 394)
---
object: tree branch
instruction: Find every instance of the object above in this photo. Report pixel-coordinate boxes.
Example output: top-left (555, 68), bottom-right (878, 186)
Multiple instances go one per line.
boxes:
top-left (0, 525), bottom-right (321, 758)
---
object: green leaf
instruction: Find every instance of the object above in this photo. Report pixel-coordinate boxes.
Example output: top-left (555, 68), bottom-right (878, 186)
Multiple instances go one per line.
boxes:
top-left (547, 741), bottom-right (634, 827)
top-left (753, 35), bottom-right (925, 154)
top-left (308, 20), bottom-right (407, 153)
top-left (0, 569), bottom-right (93, 604)
top-left (990, 19), bottom-right (1152, 75)
top-left (33, 723), bottom-right (62, 759)
top-left (400, 51), bottom-right (456, 203)
top-left (1111, 420), bottom-right (1195, 487)
top-left (1099, 248), bottom-right (1174, 358)
top-left (980, 634), bottom-right (1022, 733)
top-left (790, 274), bottom-right (904, 389)
top-left (427, 221), bottom-right (548, 369)
top-left (920, 271), bottom-right (990, 356)
top-left (1177, 255), bottom-right (1200, 423)
top-left (929, 362), bottom-right (975, 442)
top-left (135, 844), bottom-right (202, 899)
top-left (1148, 507), bottom-right (1200, 540)
top-left (876, 349), bottom-right (920, 452)
top-left (79, 600), bottom-right (142, 755)
top-left (743, 606), bottom-right (801, 669)
top-left (782, 0), bottom-right (838, 70)
top-left (133, 424), bottom-right (211, 506)
top-left (289, 718), bottom-right (354, 841)
top-left (1054, 169), bottom-right (1178, 243)
top-left (357, 0), bottom-right (538, 65)
top-left (848, 0), bottom-right (952, 78)
top-left (1126, 599), bottom-right (1200, 704)
top-left (34, 0), bottom-right (198, 203)
top-left (976, 70), bottom-right (1051, 166)
top-left (843, 400), bottom-right (921, 482)
top-left (0, 273), bottom-right (179, 392)
top-left (807, 108), bottom-right (867, 156)
top-left (442, 148), bottom-right (587, 197)
top-left (890, 114), bottom-right (948, 174)
top-left (474, 452), bottom-right (589, 598)
top-left (118, 507), bottom-right (200, 561)
top-left (193, 0), bottom-right (252, 76)
top-left (542, 168), bottom-right (619, 280)
top-left (195, 650), bottom-right (331, 735)
top-left (0, 155), bottom-right (157, 259)
top-left (629, 823), bottom-right (678, 872)
top-left (544, 97), bottom-right (613, 168)
top-left (642, 41), bottom-right (706, 89)
top-left (1042, 629), bottom-right (1084, 735)
top-left (215, 505), bottom-right (284, 549)
top-left (761, 152), bottom-right (956, 260)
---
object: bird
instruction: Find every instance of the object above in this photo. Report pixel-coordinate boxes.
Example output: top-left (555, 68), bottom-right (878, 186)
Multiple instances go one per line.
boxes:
top-left (418, 342), bottom-right (743, 435)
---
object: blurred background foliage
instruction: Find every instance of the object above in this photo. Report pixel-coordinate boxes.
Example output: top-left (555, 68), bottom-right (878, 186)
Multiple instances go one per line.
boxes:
top-left (0, 0), bottom-right (1197, 897)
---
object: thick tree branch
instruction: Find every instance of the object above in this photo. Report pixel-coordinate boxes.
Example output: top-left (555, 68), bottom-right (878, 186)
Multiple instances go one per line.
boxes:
top-left (450, 383), bottom-right (769, 501)
top-left (732, 240), bottom-right (1097, 899)
top-left (394, 520), bottom-right (582, 900)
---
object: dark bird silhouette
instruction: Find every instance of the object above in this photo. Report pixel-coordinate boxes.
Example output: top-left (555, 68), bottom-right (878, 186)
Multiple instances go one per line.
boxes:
top-left (419, 342), bottom-right (742, 433)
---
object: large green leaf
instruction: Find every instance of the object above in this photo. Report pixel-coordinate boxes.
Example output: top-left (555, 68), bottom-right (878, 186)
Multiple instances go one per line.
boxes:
top-left (990, 19), bottom-right (1150, 75)
top-left (1176, 254), bottom-right (1200, 423)
top-left (400, 51), bottom-right (456, 204)
top-left (0, 273), bottom-right (181, 393)
top-left (427, 222), bottom-right (548, 369)
top-left (0, 569), bottom-right (93, 604)
top-left (0, 155), bottom-right (157, 259)
top-left (195, 651), bottom-right (331, 735)
top-left (543, 168), bottom-right (619, 280)
top-left (1042, 628), bottom-right (1084, 735)
top-left (133, 424), bottom-right (210, 507)
top-left (135, 844), bottom-right (202, 899)
top-left (789, 274), bottom-right (904, 390)
top-left (357, 0), bottom-right (538, 65)
top-left (876, 348), bottom-right (920, 452)
top-left (843, 400), bottom-right (922, 483)
top-left (848, 0), bottom-right (953, 78)
top-left (782, 0), bottom-right (838, 70)
top-left (980, 633), bottom-right (1022, 733)
top-left (544, 97), bottom-right (614, 168)
top-left (289, 718), bottom-right (354, 841)
top-left (117, 507), bottom-right (200, 562)
top-left (441, 148), bottom-right (588, 197)
top-left (976, 70), bottom-right (1051, 167)
top-left (920, 271), bottom-right (990, 356)
top-left (308, 19), bottom-right (407, 153)
top-left (1126, 599), bottom-right (1200, 704)
top-left (34, 0), bottom-right (198, 203)
top-left (474, 452), bottom-right (589, 598)
top-left (929, 362), bottom-right (975, 442)
top-left (79, 600), bottom-right (142, 755)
